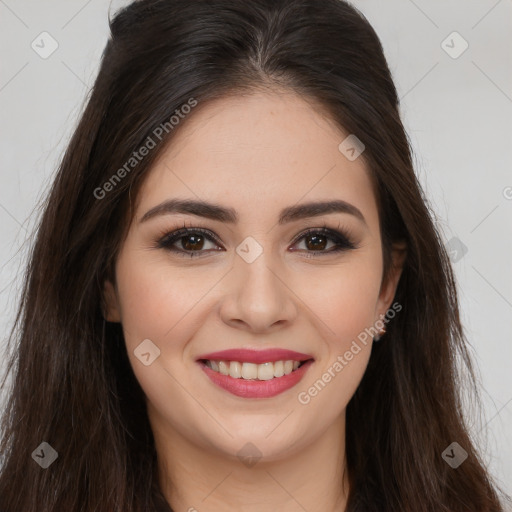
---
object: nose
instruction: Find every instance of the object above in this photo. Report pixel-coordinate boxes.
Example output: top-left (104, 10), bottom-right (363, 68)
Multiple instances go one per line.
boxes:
top-left (219, 249), bottom-right (298, 334)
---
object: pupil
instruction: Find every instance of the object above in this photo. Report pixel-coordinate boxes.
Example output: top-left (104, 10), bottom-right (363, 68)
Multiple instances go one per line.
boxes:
top-left (306, 234), bottom-right (326, 251)
top-left (183, 234), bottom-right (204, 251)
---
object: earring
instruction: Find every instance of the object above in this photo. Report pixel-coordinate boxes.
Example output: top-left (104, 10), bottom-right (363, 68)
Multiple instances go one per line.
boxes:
top-left (374, 327), bottom-right (386, 342)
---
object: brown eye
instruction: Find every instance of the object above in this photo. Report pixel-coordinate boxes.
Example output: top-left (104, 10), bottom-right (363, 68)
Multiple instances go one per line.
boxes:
top-left (157, 226), bottom-right (356, 259)
top-left (180, 233), bottom-right (206, 251)
top-left (304, 232), bottom-right (329, 251)
top-left (291, 228), bottom-right (356, 256)
top-left (157, 228), bottom-right (223, 258)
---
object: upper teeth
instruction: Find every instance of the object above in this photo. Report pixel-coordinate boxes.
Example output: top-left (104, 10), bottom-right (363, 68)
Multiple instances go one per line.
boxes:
top-left (205, 360), bottom-right (302, 380)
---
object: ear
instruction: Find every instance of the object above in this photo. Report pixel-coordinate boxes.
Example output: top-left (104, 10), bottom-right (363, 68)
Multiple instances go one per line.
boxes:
top-left (102, 279), bottom-right (121, 322)
top-left (375, 241), bottom-right (407, 317)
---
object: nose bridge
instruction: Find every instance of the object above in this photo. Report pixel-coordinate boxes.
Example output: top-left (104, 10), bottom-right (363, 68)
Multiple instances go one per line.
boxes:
top-left (220, 236), bottom-right (296, 331)
top-left (236, 240), bottom-right (285, 304)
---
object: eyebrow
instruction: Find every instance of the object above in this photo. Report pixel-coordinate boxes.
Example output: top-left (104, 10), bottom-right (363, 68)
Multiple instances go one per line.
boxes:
top-left (140, 198), bottom-right (367, 226)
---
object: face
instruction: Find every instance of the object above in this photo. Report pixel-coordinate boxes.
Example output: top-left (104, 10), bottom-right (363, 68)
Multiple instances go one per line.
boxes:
top-left (104, 89), bottom-right (403, 464)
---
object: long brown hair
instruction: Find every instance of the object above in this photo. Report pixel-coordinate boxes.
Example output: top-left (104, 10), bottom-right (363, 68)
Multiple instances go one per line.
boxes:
top-left (0, 0), bottom-right (509, 510)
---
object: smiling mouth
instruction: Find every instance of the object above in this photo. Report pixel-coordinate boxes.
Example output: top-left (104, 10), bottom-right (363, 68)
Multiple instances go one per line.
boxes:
top-left (199, 358), bottom-right (313, 381)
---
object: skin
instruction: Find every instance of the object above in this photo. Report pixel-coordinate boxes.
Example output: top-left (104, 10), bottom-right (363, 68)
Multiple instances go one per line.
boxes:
top-left (104, 89), bottom-right (405, 512)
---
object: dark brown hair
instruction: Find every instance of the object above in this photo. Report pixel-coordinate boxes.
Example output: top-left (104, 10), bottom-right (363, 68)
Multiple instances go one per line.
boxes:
top-left (0, 0), bottom-right (509, 510)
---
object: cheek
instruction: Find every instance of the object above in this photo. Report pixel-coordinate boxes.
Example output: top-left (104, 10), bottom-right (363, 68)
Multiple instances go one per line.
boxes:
top-left (114, 250), bottom-right (202, 348)
top-left (296, 267), bottom-right (379, 416)
top-left (293, 253), bottom-right (382, 405)
top-left (298, 255), bottom-right (383, 342)
top-left (113, 251), bottom-right (205, 417)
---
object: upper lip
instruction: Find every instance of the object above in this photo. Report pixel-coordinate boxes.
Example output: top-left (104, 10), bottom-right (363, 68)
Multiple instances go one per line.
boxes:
top-left (196, 348), bottom-right (314, 364)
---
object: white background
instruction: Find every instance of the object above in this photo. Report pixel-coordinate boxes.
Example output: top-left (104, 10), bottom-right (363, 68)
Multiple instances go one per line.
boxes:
top-left (0, 0), bottom-right (511, 504)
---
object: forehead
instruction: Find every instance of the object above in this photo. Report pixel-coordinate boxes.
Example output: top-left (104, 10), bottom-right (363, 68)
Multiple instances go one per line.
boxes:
top-left (136, 90), bottom-right (379, 230)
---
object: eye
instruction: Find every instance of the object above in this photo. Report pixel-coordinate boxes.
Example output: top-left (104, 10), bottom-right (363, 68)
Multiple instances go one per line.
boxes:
top-left (156, 226), bottom-right (223, 258)
top-left (290, 226), bottom-right (357, 258)
top-left (156, 223), bottom-right (357, 258)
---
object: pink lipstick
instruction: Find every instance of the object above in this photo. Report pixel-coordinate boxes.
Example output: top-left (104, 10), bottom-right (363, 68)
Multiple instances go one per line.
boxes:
top-left (196, 348), bottom-right (314, 398)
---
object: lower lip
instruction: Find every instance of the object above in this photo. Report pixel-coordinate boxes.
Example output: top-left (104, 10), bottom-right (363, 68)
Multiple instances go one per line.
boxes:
top-left (198, 360), bottom-right (314, 398)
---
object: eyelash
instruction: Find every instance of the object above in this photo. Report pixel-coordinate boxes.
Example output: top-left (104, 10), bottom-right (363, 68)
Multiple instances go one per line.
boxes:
top-left (155, 221), bottom-right (357, 259)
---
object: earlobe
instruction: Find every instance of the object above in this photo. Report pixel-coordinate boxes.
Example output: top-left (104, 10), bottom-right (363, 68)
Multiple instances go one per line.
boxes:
top-left (102, 279), bottom-right (121, 322)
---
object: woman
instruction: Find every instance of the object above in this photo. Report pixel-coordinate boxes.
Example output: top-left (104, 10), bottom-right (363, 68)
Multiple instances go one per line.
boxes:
top-left (0, 0), bottom-right (508, 510)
